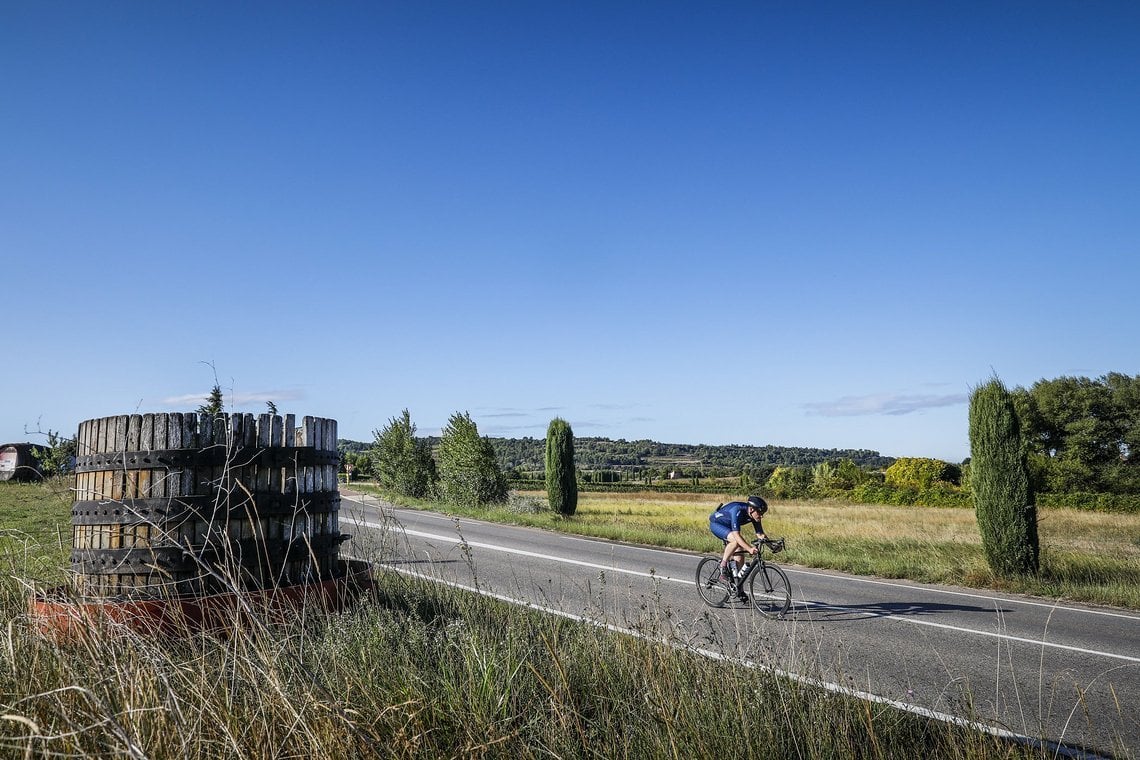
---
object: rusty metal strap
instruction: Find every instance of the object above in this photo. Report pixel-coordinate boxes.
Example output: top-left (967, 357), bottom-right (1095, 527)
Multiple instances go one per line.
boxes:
top-left (74, 446), bottom-right (340, 473)
top-left (70, 493), bottom-right (341, 524)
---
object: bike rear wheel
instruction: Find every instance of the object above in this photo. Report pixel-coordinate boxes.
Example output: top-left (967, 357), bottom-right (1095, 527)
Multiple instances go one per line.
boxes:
top-left (695, 557), bottom-right (730, 607)
top-left (747, 562), bottom-right (791, 618)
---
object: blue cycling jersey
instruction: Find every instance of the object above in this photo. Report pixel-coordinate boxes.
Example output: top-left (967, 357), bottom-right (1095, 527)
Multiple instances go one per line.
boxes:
top-left (709, 501), bottom-right (759, 538)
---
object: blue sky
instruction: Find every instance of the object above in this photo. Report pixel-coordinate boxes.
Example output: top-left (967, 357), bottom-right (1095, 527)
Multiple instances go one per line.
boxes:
top-left (3, 2), bottom-right (1137, 463)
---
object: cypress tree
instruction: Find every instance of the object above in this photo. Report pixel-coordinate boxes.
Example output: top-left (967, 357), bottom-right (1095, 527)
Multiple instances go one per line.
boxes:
top-left (545, 418), bottom-right (578, 516)
top-left (969, 378), bottom-right (1039, 576)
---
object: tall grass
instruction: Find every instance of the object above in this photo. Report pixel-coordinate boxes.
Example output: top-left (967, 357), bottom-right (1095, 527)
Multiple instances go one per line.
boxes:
top-left (0, 481), bottom-right (1068, 758)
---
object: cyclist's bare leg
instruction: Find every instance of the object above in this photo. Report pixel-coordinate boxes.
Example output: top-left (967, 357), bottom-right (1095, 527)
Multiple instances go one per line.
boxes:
top-left (720, 531), bottom-right (754, 569)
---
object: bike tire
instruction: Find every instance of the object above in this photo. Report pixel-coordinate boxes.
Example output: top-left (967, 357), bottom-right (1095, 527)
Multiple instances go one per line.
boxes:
top-left (747, 562), bottom-right (791, 619)
top-left (695, 557), bottom-right (731, 607)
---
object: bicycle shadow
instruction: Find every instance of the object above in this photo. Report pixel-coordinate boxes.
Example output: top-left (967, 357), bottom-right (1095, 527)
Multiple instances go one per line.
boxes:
top-left (386, 558), bottom-right (463, 568)
top-left (791, 599), bottom-right (1012, 622)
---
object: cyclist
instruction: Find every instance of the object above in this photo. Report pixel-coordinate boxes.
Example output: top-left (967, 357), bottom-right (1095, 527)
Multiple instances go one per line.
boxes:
top-left (708, 496), bottom-right (768, 585)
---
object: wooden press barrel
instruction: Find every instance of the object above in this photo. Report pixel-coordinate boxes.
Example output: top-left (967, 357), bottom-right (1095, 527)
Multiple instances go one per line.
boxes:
top-left (71, 413), bottom-right (345, 599)
top-left (0, 443), bottom-right (47, 482)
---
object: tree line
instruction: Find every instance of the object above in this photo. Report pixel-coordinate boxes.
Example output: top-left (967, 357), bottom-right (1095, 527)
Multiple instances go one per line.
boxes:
top-left (480, 437), bottom-right (893, 481)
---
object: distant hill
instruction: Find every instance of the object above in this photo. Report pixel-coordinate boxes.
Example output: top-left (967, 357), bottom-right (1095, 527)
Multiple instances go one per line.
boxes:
top-left (339, 435), bottom-right (895, 478)
top-left (486, 436), bottom-right (893, 478)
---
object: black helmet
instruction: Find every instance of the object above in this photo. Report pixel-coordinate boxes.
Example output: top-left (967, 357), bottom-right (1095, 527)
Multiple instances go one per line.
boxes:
top-left (746, 495), bottom-right (768, 514)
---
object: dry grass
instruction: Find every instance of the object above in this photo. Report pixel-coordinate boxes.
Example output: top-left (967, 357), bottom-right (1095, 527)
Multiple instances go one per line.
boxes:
top-left (497, 490), bottom-right (1140, 608)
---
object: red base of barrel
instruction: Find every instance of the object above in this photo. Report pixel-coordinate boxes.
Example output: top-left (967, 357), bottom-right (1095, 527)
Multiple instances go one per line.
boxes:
top-left (30, 558), bottom-right (374, 640)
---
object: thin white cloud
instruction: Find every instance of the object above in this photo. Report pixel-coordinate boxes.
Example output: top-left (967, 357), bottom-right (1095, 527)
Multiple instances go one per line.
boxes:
top-left (159, 389), bottom-right (306, 408)
top-left (804, 392), bottom-right (968, 418)
top-left (161, 393), bottom-right (214, 406)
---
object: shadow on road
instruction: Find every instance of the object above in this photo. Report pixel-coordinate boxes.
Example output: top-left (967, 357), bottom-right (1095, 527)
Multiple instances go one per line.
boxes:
top-left (385, 558), bottom-right (463, 568)
top-left (792, 599), bottom-right (1011, 621)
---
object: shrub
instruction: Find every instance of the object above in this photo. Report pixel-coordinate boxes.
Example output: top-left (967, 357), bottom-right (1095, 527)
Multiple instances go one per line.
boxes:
top-left (811, 458), bottom-right (870, 495)
top-left (371, 410), bottom-right (437, 498)
top-left (436, 412), bottom-right (509, 508)
top-left (885, 458), bottom-right (959, 490)
top-left (31, 430), bottom-right (76, 478)
top-left (765, 466), bottom-right (812, 499)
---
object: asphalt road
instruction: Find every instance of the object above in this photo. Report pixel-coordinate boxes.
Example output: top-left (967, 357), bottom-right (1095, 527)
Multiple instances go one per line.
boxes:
top-left (339, 490), bottom-right (1139, 758)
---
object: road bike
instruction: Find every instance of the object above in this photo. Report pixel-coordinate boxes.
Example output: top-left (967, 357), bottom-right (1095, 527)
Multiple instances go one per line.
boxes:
top-left (695, 537), bottom-right (791, 618)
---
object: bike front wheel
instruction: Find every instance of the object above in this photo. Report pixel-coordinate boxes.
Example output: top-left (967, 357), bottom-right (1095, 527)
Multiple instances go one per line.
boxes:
top-left (695, 557), bottom-right (730, 607)
top-left (747, 562), bottom-right (791, 619)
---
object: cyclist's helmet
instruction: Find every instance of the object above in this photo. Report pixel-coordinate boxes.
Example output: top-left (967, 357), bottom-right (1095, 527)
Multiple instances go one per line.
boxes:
top-left (746, 495), bottom-right (768, 515)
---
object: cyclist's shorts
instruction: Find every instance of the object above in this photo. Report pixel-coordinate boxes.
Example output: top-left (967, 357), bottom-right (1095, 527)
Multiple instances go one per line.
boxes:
top-left (709, 518), bottom-right (733, 542)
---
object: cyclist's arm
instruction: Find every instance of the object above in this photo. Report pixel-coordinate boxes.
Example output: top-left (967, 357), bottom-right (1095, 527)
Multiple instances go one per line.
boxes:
top-left (754, 517), bottom-right (767, 542)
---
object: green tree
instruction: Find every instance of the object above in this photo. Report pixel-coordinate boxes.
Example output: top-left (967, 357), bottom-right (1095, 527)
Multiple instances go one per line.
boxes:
top-left (1106, 372), bottom-right (1140, 491)
top-left (436, 411), bottom-right (508, 508)
top-left (1014, 373), bottom-right (1140, 493)
top-left (31, 429), bottom-right (77, 478)
top-left (545, 418), bottom-right (578, 516)
top-left (969, 378), bottom-right (1038, 577)
top-left (198, 384), bottom-right (225, 416)
top-left (341, 451), bottom-right (375, 482)
top-left (765, 465), bottom-right (812, 499)
top-left (812, 458), bottom-right (870, 494)
top-left (371, 409), bottom-right (437, 498)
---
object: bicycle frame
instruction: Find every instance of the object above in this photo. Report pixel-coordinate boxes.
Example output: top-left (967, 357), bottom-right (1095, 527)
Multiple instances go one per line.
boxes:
top-left (695, 538), bottom-right (791, 618)
top-left (728, 539), bottom-right (778, 589)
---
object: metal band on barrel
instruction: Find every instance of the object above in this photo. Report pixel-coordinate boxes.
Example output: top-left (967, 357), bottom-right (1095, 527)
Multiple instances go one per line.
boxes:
top-left (70, 493), bottom-right (341, 524)
top-left (74, 447), bottom-right (340, 473)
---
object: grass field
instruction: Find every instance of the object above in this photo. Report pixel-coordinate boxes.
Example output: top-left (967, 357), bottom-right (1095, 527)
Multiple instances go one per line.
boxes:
top-left (0, 480), bottom-right (1068, 759)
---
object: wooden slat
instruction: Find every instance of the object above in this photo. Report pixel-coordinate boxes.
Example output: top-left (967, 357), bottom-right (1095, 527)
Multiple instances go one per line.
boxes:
top-left (270, 414), bottom-right (284, 493)
top-left (182, 413), bottom-right (196, 495)
top-left (257, 414), bottom-right (271, 495)
top-left (127, 414), bottom-right (142, 499)
top-left (314, 418), bottom-right (326, 493)
top-left (75, 421), bottom-right (89, 501)
top-left (153, 414), bottom-right (168, 499)
top-left (111, 416), bottom-right (128, 500)
top-left (167, 413), bottom-right (182, 498)
top-left (241, 413), bottom-right (256, 498)
top-left (198, 413), bottom-right (214, 497)
top-left (301, 417), bottom-right (314, 494)
top-left (227, 413), bottom-right (243, 499)
top-left (139, 413), bottom-right (153, 498)
top-left (92, 418), bottom-right (105, 500)
top-left (326, 418), bottom-right (337, 492)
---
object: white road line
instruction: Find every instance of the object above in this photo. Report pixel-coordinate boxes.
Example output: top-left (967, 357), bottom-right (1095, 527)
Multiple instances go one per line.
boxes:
top-left (364, 518), bottom-right (1140, 665)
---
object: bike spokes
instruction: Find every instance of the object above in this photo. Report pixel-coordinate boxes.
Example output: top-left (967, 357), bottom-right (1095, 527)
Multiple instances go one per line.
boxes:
top-left (695, 557), bottom-right (731, 608)
top-left (747, 563), bottom-right (791, 619)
